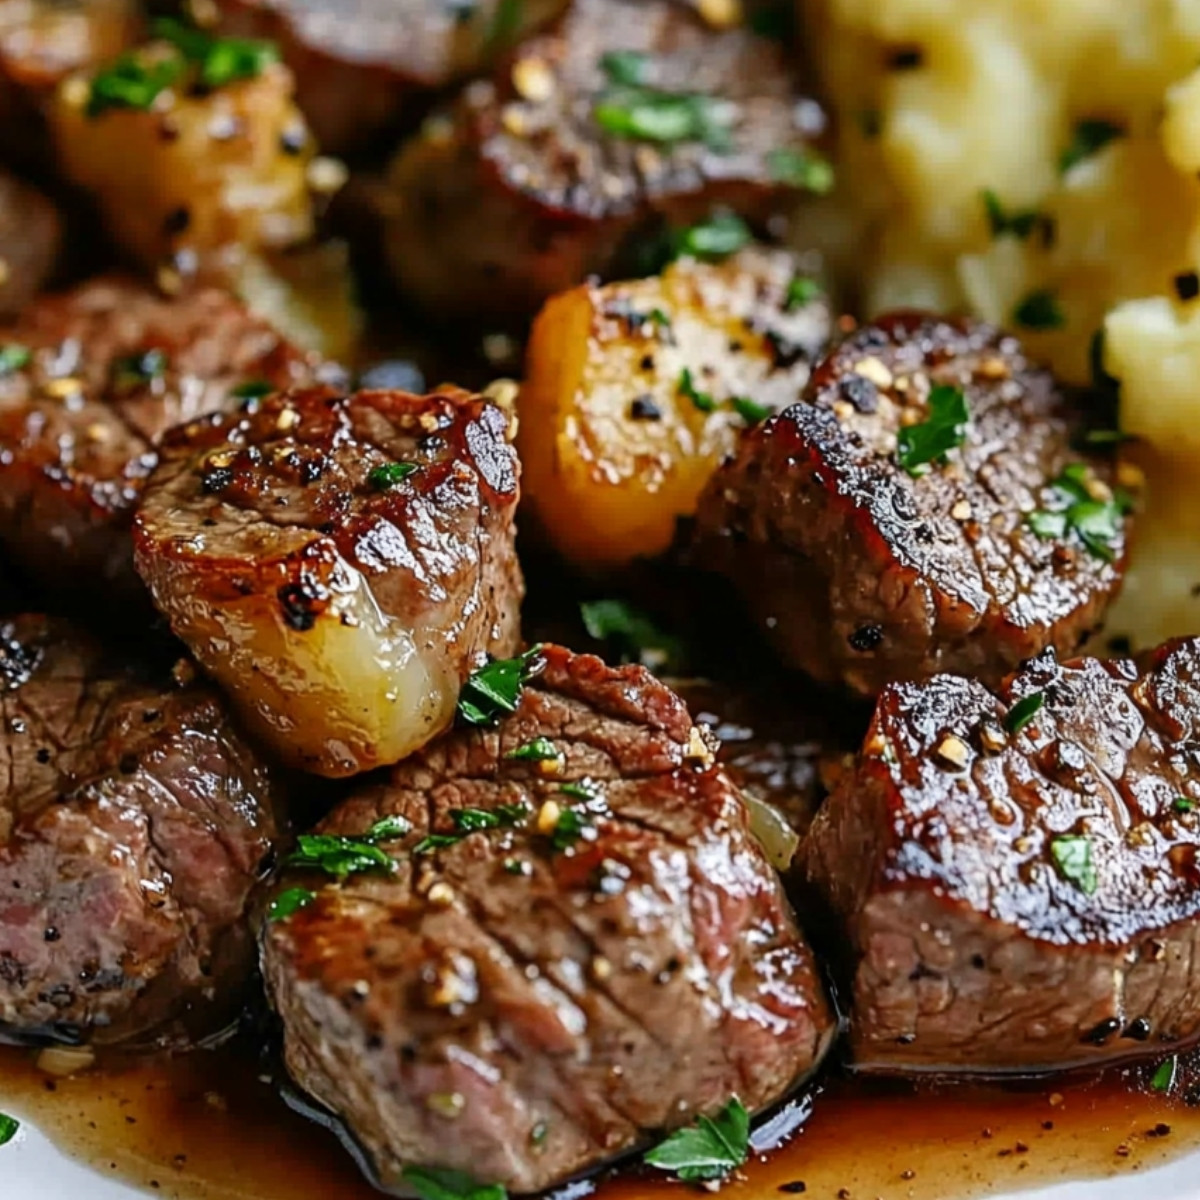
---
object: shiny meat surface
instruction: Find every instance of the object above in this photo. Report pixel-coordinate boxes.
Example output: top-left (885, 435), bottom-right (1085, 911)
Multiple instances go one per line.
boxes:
top-left (133, 385), bottom-right (524, 777)
top-left (0, 614), bottom-right (279, 1049)
top-left (804, 638), bottom-right (1200, 1074)
top-left (383, 0), bottom-right (828, 324)
top-left (215, 0), bottom-right (567, 153)
top-left (0, 170), bottom-right (59, 319)
top-left (262, 646), bottom-right (834, 1193)
top-left (695, 313), bottom-right (1132, 695)
top-left (0, 277), bottom-right (323, 612)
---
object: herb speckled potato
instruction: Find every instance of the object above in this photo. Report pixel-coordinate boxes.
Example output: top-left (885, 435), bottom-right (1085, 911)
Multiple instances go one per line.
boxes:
top-left (801, 0), bottom-right (1200, 649)
top-left (518, 242), bottom-right (831, 571)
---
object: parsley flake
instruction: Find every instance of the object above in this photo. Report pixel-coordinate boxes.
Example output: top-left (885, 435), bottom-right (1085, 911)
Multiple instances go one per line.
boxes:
top-left (368, 461), bottom-right (418, 490)
top-left (87, 51), bottom-right (184, 118)
top-left (459, 645), bottom-right (545, 727)
top-left (1060, 119), bottom-right (1123, 174)
top-left (981, 189), bottom-right (1044, 240)
top-left (594, 86), bottom-right (732, 147)
top-left (644, 1097), bottom-right (750, 1182)
top-left (1150, 1057), bottom-right (1178, 1094)
top-left (285, 815), bottom-right (409, 880)
top-left (1005, 691), bottom-right (1044, 735)
top-left (767, 147), bottom-right (835, 194)
top-left (154, 18), bottom-right (279, 89)
top-left (0, 1113), bottom-right (18, 1147)
top-left (487, 0), bottom-right (524, 47)
top-left (896, 384), bottom-right (969, 475)
top-left (673, 212), bottom-right (751, 261)
top-left (232, 379), bottom-right (275, 401)
top-left (1174, 797), bottom-right (1196, 815)
top-left (678, 366), bottom-right (716, 413)
top-left (113, 348), bottom-right (168, 389)
top-left (1027, 464), bottom-right (1130, 562)
top-left (1050, 834), bottom-right (1098, 895)
top-left (0, 343), bottom-right (30, 375)
top-left (1013, 289), bottom-right (1066, 331)
top-left (580, 599), bottom-right (685, 674)
top-left (600, 50), bottom-right (648, 86)
top-left (505, 737), bottom-right (560, 762)
top-left (402, 1166), bottom-right (506, 1200)
top-left (549, 805), bottom-right (591, 852)
top-left (413, 804), bottom-right (528, 854)
top-left (785, 276), bottom-right (821, 310)
top-left (268, 886), bottom-right (316, 922)
top-left (731, 396), bottom-right (771, 426)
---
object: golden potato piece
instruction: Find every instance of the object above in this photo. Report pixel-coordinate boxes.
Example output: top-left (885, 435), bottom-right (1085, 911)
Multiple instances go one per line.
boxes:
top-left (518, 245), bottom-right (831, 570)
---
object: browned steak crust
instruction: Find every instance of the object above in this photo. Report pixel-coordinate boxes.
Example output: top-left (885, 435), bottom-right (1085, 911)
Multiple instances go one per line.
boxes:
top-left (262, 646), bottom-right (834, 1193)
top-left (804, 638), bottom-right (1200, 1075)
top-left (695, 312), bottom-right (1131, 695)
top-left (0, 614), bottom-right (279, 1049)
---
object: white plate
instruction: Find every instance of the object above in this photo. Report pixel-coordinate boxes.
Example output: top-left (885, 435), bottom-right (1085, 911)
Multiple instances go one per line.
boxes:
top-left (3, 1120), bottom-right (1200, 1200)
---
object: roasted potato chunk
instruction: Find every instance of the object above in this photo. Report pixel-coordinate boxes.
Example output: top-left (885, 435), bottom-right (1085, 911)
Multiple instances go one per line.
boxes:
top-left (382, 0), bottom-right (830, 325)
top-left (133, 386), bottom-right (524, 777)
top-left (50, 22), bottom-right (314, 284)
top-left (214, 0), bottom-right (567, 154)
top-left (518, 245), bottom-right (831, 570)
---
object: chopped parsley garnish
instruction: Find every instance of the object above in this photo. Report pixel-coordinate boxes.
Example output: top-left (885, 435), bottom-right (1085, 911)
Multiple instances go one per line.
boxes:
top-left (600, 50), bottom-right (648, 86)
top-left (0, 1112), bottom-right (18, 1147)
top-left (580, 598), bottom-right (685, 674)
top-left (367, 461), bottom-right (418, 490)
top-left (505, 737), bottom-right (560, 762)
top-left (232, 379), bottom-right (275, 400)
top-left (154, 18), bottom-right (279, 89)
top-left (594, 86), bottom-right (732, 147)
top-left (644, 1097), bottom-right (749, 1182)
top-left (767, 147), bottom-right (835, 194)
top-left (896, 384), bottom-right (969, 476)
top-left (785, 276), bottom-right (821, 310)
top-left (1013, 289), bottom-right (1066, 331)
top-left (1082, 429), bottom-right (1131, 447)
top-left (1059, 119), bottom-right (1123, 174)
top-left (0, 343), bottom-right (30, 375)
top-left (672, 212), bottom-right (751, 261)
top-left (267, 886), bottom-right (316, 922)
top-left (487, 0), bottom-right (524, 47)
top-left (1174, 797), bottom-right (1196, 815)
top-left (1027, 464), bottom-right (1131, 562)
top-left (732, 396), bottom-right (771, 426)
top-left (1050, 834), bottom-right (1098, 895)
top-left (402, 1166), bottom-right (506, 1200)
top-left (559, 780), bottom-right (602, 804)
top-left (285, 815), bottom-right (409, 880)
top-left (458, 645), bottom-right (545, 727)
top-left (648, 307), bottom-right (672, 330)
top-left (113, 348), bottom-right (168, 389)
top-left (550, 806), bottom-right (591, 852)
top-left (413, 804), bottom-right (529, 855)
top-left (87, 51), bottom-right (183, 117)
top-left (1004, 691), bottom-right (1044, 734)
top-left (1150, 1057), bottom-right (1178, 1094)
top-left (678, 366), bottom-right (716, 413)
top-left (981, 189), bottom-right (1043, 240)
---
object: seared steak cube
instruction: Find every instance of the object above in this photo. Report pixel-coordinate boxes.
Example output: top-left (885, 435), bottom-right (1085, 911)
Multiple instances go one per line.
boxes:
top-left (383, 0), bottom-right (830, 325)
top-left (262, 645), bottom-right (834, 1193)
top-left (0, 170), bottom-right (60, 319)
top-left (804, 638), bottom-right (1200, 1075)
top-left (133, 385), bottom-right (524, 777)
top-left (0, 614), bottom-right (280, 1049)
top-left (0, 277), bottom-right (323, 612)
top-left (695, 313), bottom-right (1132, 695)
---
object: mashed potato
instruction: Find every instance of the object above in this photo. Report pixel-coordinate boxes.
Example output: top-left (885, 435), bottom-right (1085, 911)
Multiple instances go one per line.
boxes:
top-left (801, 0), bottom-right (1200, 646)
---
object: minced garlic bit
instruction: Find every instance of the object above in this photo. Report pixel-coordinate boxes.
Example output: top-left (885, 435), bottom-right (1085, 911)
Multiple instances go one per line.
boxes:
top-left (537, 799), bottom-right (563, 835)
top-left (696, 0), bottom-right (743, 29)
top-left (684, 725), bottom-right (715, 767)
top-left (853, 356), bottom-right (894, 390)
top-left (591, 955), bottom-right (614, 982)
top-left (978, 722), bottom-right (1007, 754)
top-left (305, 156), bottom-right (349, 196)
top-left (275, 407), bottom-right (299, 431)
top-left (426, 1091), bottom-right (466, 1119)
top-left (36, 1045), bottom-right (96, 1077)
top-left (951, 499), bottom-right (972, 521)
top-left (426, 881), bottom-right (455, 908)
top-left (935, 734), bottom-right (970, 769)
top-left (512, 56), bottom-right (556, 104)
top-left (975, 356), bottom-right (1011, 381)
top-left (42, 377), bottom-right (82, 399)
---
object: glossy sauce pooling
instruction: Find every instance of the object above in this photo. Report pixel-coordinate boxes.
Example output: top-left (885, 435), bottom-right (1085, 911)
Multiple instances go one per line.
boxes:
top-left (2, 1043), bottom-right (1199, 1200)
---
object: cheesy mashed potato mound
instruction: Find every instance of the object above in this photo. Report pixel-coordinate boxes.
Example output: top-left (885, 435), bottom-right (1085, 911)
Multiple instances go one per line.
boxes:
top-left (802, 0), bottom-right (1200, 646)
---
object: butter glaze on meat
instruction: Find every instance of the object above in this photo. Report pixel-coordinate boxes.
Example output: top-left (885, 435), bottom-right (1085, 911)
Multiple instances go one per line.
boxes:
top-left (133, 385), bottom-right (524, 778)
top-left (0, 614), bottom-right (279, 1050)
top-left (804, 638), bottom-right (1200, 1075)
top-left (695, 312), bottom-right (1131, 695)
top-left (262, 646), bottom-right (834, 1193)
top-left (0, 277), bottom-right (324, 613)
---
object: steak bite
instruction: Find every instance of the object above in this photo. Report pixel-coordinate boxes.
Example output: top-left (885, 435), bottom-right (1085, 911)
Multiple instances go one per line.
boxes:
top-left (213, 0), bottom-right (567, 154)
top-left (695, 313), bottom-right (1133, 696)
top-left (382, 0), bottom-right (830, 326)
top-left (262, 646), bottom-right (834, 1194)
top-left (0, 170), bottom-right (61, 320)
top-left (804, 639), bottom-right (1200, 1076)
top-left (0, 614), bottom-right (279, 1049)
top-left (133, 385), bottom-right (524, 778)
top-left (0, 276), bottom-right (323, 611)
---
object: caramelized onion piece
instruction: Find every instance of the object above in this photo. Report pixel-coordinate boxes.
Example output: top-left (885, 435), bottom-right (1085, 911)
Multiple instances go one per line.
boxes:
top-left (133, 385), bottom-right (524, 776)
